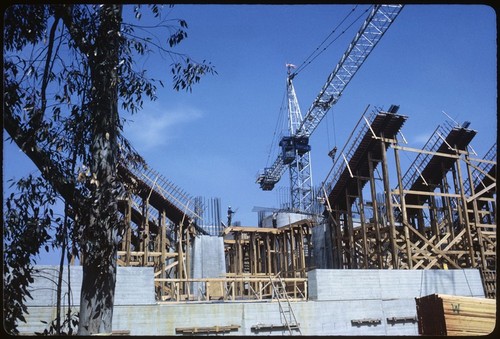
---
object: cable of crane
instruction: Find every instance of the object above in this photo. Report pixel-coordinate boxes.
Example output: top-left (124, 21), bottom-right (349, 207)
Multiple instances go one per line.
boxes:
top-left (265, 87), bottom-right (288, 168)
top-left (325, 107), bottom-right (338, 150)
top-left (292, 5), bottom-right (371, 77)
top-left (293, 5), bottom-right (359, 74)
top-left (326, 109), bottom-right (331, 150)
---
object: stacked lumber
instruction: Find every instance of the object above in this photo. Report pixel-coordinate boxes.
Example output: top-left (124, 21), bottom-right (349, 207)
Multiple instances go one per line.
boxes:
top-left (415, 293), bottom-right (496, 336)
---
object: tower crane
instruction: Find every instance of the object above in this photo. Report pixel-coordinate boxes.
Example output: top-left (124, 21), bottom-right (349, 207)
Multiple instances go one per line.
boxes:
top-left (256, 4), bottom-right (403, 213)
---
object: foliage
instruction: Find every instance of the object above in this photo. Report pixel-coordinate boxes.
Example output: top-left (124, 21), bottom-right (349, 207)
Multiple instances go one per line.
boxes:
top-left (35, 312), bottom-right (80, 336)
top-left (3, 176), bottom-right (60, 335)
top-left (3, 3), bottom-right (215, 334)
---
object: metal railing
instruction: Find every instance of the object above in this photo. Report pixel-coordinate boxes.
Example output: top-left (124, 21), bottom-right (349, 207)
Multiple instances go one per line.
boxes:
top-left (400, 122), bottom-right (453, 190)
top-left (462, 142), bottom-right (496, 195)
top-left (323, 106), bottom-right (380, 196)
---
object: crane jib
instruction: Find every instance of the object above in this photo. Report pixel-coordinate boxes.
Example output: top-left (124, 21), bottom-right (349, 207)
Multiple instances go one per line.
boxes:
top-left (258, 4), bottom-right (404, 193)
top-left (296, 4), bottom-right (404, 137)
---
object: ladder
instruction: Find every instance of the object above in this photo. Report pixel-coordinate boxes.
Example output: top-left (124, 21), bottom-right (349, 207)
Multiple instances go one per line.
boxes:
top-left (270, 274), bottom-right (302, 335)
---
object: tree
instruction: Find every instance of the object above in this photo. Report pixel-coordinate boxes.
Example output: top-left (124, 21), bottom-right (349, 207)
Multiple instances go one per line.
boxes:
top-left (3, 4), bottom-right (215, 334)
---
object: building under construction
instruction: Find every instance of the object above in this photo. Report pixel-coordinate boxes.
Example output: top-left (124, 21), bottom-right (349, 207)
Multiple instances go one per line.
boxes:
top-left (20, 106), bottom-right (496, 336)
top-left (111, 105), bottom-right (496, 300)
top-left (14, 4), bottom-right (496, 336)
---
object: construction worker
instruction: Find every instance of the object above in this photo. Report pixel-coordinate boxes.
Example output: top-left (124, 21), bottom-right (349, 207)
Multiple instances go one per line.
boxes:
top-left (272, 212), bottom-right (278, 228)
top-left (227, 206), bottom-right (235, 226)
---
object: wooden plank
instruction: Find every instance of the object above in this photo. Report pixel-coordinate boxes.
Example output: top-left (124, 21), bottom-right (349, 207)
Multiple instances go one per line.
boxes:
top-left (117, 250), bottom-right (177, 258)
top-left (444, 316), bottom-right (496, 335)
top-left (399, 189), bottom-right (462, 198)
top-left (438, 294), bottom-right (496, 306)
top-left (416, 294), bottom-right (497, 336)
top-left (223, 226), bottom-right (281, 234)
top-left (111, 330), bottom-right (130, 336)
top-left (175, 325), bottom-right (240, 334)
top-left (446, 329), bottom-right (492, 336)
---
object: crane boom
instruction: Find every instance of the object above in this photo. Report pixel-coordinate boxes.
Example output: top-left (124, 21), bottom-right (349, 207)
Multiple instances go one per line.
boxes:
top-left (257, 4), bottom-right (403, 194)
top-left (296, 4), bottom-right (403, 138)
top-left (257, 154), bottom-right (285, 190)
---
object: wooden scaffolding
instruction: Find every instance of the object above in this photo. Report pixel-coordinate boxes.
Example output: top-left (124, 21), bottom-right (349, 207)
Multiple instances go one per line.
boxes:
top-left (222, 220), bottom-right (312, 300)
top-left (115, 162), bottom-right (311, 302)
top-left (113, 104), bottom-right (495, 302)
top-left (322, 107), bottom-right (496, 297)
top-left (117, 162), bottom-right (206, 301)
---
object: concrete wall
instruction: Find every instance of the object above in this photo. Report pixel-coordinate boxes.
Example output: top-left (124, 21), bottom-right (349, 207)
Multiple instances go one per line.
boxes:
top-left (190, 235), bottom-right (226, 297)
top-left (17, 300), bottom-right (418, 336)
top-left (18, 265), bottom-right (155, 334)
top-left (25, 265), bottom-right (155, 307)
top-left (308, 269), bottom-right (485, 300)
top-left (261, 212), bottom-right (309, 228)
top-left (17, 266), bottom-right (489, 335)
top-left (307, 269), bottom-right (486, 336)
top-left (312, 223), bottom-right (334, 268)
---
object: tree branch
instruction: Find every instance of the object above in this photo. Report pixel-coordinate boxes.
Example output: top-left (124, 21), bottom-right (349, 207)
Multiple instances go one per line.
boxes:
top-left (34, 16), bottom-right (61, 129)
top-left (4, 111), bottom-right (87, 219)
top-left (54, 4), bottom-right (92, 56)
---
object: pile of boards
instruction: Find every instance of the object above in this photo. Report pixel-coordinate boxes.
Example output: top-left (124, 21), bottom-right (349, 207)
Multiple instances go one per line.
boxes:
top-left (415, 293), bottom-right (496, 336)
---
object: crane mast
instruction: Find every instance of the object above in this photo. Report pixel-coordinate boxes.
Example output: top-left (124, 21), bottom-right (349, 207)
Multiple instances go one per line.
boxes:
top-left (283, 66), bottom-right (313, 211)
top-left (257, 4), bottom-right (403, 213)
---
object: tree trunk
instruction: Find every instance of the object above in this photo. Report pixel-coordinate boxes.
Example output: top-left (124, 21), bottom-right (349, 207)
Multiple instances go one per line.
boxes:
top-left (77, 5), bottom-right (122, 335)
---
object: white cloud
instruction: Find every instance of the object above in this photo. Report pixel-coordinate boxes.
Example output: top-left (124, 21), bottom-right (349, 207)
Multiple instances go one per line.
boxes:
top-left (123, 102), bottom-right (203, 151)
top-left (412, 132), bottom-right (432, 146)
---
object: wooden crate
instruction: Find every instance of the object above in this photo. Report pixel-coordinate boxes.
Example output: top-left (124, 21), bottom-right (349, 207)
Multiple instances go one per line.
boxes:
top-left (415, 294), bottom-right (496, 336)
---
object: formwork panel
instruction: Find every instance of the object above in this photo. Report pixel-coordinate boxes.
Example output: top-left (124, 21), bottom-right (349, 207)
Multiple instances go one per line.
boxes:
top-left (191, 235), bottom-right (226, 298)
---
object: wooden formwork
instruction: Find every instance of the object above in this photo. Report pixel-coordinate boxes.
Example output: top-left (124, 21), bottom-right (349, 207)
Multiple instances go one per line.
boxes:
top-left (116, 162), bottom-right (313, 301)
top-left (155, 276), bottom-right (308, 302)
top-left (117, 196), bottom-right (200, 300)
top-left (116, 163), bottom-right (205, 301)
top-left (326, 142), bottom-right (496, 272)
top-left (116, 160), bottom-right (313, 302)
top-left (222, 221), bottom-right (313, 299)
top-left (323, 113), bottom-right (496, 297)
top-left (113, 109), bottom-right (496, 302)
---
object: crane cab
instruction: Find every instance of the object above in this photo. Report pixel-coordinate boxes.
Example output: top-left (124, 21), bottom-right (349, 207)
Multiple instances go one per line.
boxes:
top-left (279, 136), bottom-right (311, 165)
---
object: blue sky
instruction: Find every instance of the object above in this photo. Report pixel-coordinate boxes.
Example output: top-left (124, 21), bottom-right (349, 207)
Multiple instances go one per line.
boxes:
top-left (3, 4), bottom-right (497, 235)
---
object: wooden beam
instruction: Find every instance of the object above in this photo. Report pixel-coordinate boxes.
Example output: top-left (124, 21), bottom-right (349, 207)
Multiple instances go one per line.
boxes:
top-left (175, 325), bottom-right (240, 334)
